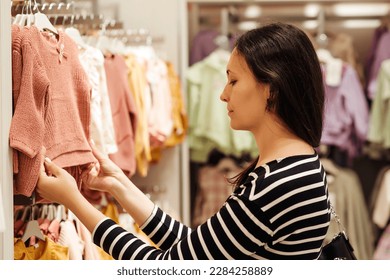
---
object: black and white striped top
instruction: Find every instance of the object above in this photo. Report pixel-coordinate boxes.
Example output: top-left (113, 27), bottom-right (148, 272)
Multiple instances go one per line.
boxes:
top-left (92, 153), bottom-right (330, 260)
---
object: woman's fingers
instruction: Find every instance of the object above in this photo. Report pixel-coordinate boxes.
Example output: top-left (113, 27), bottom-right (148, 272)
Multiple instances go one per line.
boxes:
top-left (43, 157), bottom-right (62, 177)
top-left (90, 140), bottom-right (107, 162)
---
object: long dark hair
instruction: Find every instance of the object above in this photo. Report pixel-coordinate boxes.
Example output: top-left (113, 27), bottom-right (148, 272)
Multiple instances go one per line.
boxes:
top-left (231, 22), bottom-right (324, 187)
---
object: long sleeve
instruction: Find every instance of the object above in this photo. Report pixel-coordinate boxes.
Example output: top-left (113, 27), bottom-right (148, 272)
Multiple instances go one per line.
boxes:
top-left (92, 154), bottom-right (330, 260)
top-left (10, 39), bottom-right (50, 196)
top-left (343, 65), bottom-right (369, 143)
top-left (10, 44), bottom-right (49, 159)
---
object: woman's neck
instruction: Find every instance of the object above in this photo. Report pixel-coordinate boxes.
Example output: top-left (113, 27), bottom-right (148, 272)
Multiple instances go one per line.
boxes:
top-left (253, 116), bottom-right (314, 167)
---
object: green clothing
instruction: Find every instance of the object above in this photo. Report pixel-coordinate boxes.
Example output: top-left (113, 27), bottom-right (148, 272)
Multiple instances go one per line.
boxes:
top-left (368, 59), bottom-right (390, 150)
top-left (186, 50), bottom-right (257, 162)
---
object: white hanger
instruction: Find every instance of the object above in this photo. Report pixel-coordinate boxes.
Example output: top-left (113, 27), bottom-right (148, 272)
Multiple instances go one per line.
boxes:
top-left (13, 0), bottom-right (58, 35)
top-left (21, 203), bottom-right (45, 243)
top-left (13, 0), bottom-right (29, 26)
top-left (55, 205), bottom-right (66, 222)
top-left (21, 219), bottom-right (45, 243)
top-left (96, 34), bottom-right (112, 54)
top-left (33, 11), bottom-right (58, 34)
top-left (47, 204), bottom-right (56, 221)
top-left (32, 0), bottom-right (58, 35)
top-left (65, 27), bottom-right (89, 49)
top-left (39, 204), bottom-right (48, 219)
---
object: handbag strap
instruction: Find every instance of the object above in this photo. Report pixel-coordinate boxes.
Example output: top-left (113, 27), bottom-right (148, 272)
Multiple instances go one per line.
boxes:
top-left (329, 202), bottom-right (348, 239)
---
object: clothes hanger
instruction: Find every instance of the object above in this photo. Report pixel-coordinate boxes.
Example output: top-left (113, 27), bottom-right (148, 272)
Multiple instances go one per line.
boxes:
top-left (39, 204), bottom-right (48, 219)
top-left (21, 194), bottom-right (45, 243)
top-left (32, 0), bottom-right (58, 35)
top-left (13, 1), bottom-right (29, 27)
top-left (47, 204), bottom-right (55, 221)
top-left (65, 24), bottom-right (89, 49)
top-left (55, 205), bottom-right (66, 222)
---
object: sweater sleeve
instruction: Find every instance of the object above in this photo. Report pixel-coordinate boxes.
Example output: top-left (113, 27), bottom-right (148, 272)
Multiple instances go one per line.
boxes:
top-left (9, 44), bottom-right (50, 159)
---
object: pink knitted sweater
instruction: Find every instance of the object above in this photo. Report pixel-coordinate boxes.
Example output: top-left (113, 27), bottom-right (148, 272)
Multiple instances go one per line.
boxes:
top-left (11, 25), bottom-right (95, 196)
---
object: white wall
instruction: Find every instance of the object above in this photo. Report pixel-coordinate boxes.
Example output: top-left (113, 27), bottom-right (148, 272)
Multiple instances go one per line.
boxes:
top-left (0, 0), bottom-right (14, 260)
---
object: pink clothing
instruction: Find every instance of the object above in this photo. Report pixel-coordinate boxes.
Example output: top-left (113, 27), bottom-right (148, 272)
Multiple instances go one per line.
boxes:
top-left (104, 54), bottom-right (137, 177)
top-left (10, 25), bottom-right (95, 196)
top-left (58, 219), bottom-right (84, 260)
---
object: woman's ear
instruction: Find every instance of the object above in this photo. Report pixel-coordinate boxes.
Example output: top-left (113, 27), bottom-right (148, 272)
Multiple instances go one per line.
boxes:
top-left (261, 84), bottom-right (274, 111)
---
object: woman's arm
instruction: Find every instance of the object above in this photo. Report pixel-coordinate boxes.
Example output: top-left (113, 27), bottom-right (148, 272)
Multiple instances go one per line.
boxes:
top-left (78, 144), bottom-right (155, 227)
top-left (37, 157), bottom-right (106, 233)
top-left (37, 157), bottom-right (265, 260)
top-left (37, 156), bottom-right (155, 232)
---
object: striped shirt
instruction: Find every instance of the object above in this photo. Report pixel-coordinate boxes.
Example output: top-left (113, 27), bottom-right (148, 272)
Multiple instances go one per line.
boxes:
top-left (92, 153), bottom-right (330, 259)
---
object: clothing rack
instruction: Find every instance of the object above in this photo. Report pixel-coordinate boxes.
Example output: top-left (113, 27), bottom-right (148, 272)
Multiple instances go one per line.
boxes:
top-left (11, 1), bottom-right (75, 17)
top-left (316, 7), bottom-right (329, 48)
top-left (104, 28), bottom-right (165, 46)
top-left (1, 0), bottom-right (190, 261)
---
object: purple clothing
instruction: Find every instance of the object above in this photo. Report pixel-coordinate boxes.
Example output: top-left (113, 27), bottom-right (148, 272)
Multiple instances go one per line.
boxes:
top-left (189, 30), bottom-right (236, 66)
top-left (321, 63), bottom-right (369, 161)
top-left (367, 31), bottom-right (390, 99)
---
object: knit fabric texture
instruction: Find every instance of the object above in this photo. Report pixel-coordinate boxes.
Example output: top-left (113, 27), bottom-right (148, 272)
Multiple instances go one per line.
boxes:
top-left (10, 25), bottom-right (95, 196)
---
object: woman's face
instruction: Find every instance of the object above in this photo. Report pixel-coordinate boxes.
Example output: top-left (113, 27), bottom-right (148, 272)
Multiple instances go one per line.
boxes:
top-left (220, 48), bottom-right (270, 132)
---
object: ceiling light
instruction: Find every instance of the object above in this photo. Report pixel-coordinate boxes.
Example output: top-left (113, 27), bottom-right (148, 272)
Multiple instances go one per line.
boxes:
top-left (342, 19), bottom-right (382, 29)
top-left (304, 4), bottom-right (320, 17)
top-left (244, 5), bottom-right (262, 19)
top-left (333, 4), bottom-right (390, 17)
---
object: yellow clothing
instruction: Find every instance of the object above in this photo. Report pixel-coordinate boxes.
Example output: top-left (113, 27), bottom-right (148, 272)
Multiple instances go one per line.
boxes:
top-left (95, 244), bottom-right (115, 260)
top-left (150, 62), bottom-right (188, 162)
top-left (125, 54), bottom-right (151, 177)
top-left (101, 201), bottom-right (120, 224)
top-left (14, 237), bottom-right (69, 260)
top-left (165, 62), bottom-right (188, 147)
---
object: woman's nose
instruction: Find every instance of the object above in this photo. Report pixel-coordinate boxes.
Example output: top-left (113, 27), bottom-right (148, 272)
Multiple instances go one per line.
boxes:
top-left (220, 86), bottom-right (228, 102)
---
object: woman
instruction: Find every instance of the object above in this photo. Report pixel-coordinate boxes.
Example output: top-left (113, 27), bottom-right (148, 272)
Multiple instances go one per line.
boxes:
top-left (37, 22), bottom-right (330, 260)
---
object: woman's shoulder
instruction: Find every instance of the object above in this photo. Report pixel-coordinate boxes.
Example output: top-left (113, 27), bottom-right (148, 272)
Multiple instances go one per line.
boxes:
top-left (235, 153), bottom-right (324, 206)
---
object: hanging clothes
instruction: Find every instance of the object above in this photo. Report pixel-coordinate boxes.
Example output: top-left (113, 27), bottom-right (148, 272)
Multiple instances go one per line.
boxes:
top-left (78, 44), bottom-right (118, 156)
top-left (321, 63), bottom-right (369, 165)
top-left (104, 54), bottom-right (138, 178)
top-left (150, 61), bottom-right (188, 162)
top-left (370, 167), bottom-right (390, 230)
top-left (364, 25), bottom-right (388, 96)
top-left (327, 32), bottom-right (365, 86)
top-left (189, 29), bottom-right (236, 66)
top-left (367, 31), bottom-right (390, 100)
top-left (10, 25), bottom-right (95, 197)
top-left (186, 49), bottom-right (257, 163)
top-left (326, 165), bottom-right (375, 259)
top-left (126, 46), bottom-right (174, 161)
top-left (14, 237), bottom-right (69, 260)
top-left (367, 59), bottom-right (390, 157)
top-left (192, 157), bottom-right (243, 227)
top-left (125, 54), bottom-right (152, 177)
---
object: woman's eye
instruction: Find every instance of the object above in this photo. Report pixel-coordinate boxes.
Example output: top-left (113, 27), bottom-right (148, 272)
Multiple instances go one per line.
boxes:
top-left (229, 80), bottom-right (237, 85)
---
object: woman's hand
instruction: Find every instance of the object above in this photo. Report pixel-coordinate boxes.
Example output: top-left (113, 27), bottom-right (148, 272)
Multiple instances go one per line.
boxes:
top-left (36, 157), bottom-right (80, 205)
top-left (37, 157), bottom-right (108, 233)
top-left (81, 143), bottom-right (128, 193)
